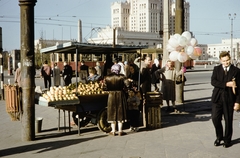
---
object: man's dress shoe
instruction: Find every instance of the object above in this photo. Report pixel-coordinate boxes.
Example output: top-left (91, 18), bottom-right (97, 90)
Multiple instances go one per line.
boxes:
top-left (214, 139), bottom-right (221, 146)
top-left (223, 142), bottom-right (231, 148)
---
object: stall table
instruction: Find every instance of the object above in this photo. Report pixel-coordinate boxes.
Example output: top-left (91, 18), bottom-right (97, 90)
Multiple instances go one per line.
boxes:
top-left (38, 93), bottom-right (111, 135)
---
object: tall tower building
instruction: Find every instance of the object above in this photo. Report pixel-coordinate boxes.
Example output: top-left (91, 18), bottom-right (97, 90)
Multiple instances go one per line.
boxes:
top-left (111, 0), bottom-right (190, 35)
top-left (111, 1), bottom-right (131, 30)
top-left (169, 0), bottom-right (190, 34)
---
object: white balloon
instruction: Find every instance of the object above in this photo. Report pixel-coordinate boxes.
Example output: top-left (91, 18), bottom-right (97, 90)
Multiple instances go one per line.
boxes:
top-left (178, 36), bottom-right (188, 47)
top-left (190, 38), bottom-right (198, 47)
top-left (169, 51), bottom-right (179, 61)
top-left (168, 37), bottom-right (179, 48)
top-left (185, 45), bottom-right (194, 55)
top-left (181, 31), bottom-right (191, 42)
top-left (173, 33), bottom-right (181, 40)
top-left (166, 44), bottom-right (175, 52)
top-left (177, 52), bottom-right (188, 63)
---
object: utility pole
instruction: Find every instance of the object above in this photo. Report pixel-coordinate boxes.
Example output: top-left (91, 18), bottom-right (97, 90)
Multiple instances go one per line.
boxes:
top-left (175, 0), bottom-right (184, 103)
top-left (229, 13), bottom-right (236, 60)
top-left (0, 27), bottom-right (3, 100)
top-left (19, 0), bottom-right (37, 141)
top-left (162, 0), bottom-right (170, 67)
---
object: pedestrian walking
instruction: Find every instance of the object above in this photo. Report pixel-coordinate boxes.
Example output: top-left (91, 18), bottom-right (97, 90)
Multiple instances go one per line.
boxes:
top-left (211, 51), bottom-right (240, 148)
top-left (40, 60), bottom-right (52, 89)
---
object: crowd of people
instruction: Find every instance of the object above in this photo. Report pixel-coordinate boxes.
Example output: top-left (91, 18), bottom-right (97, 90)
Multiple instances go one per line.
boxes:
top-left (15, 55), bottom-right (188, 135)
top-left (14, 51), bottom-right (240, 148)
top-left (15, 56), bottom-right (185, 136)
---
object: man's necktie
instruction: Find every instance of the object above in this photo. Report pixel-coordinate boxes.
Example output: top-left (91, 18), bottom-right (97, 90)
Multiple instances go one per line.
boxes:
top-left (224, 67), bottom-right (227, 75)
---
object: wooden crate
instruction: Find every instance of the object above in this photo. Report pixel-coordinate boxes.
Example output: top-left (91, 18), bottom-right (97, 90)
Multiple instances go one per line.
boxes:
top-left (4, 84), bottom-right (21, 121)
top-left (146, 106), bottom-right (161, 129)
top-left (145, 92), bottom-right (163, 107)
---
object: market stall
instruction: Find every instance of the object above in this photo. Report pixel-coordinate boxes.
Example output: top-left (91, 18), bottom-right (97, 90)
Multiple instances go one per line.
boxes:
top-left (38, 42), bottom-right (147, 134)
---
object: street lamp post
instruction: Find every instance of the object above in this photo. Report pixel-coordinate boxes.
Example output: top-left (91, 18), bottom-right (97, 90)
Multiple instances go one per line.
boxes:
top-left (229, 13), bottom-right (236, 60)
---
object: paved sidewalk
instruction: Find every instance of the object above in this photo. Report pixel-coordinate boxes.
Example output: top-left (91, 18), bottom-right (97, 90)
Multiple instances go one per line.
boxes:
top-left (1, 70), bottom-right (240, 158)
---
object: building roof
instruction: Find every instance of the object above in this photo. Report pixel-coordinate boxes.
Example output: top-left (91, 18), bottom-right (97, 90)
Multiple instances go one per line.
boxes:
top-left (40, 42), bottom-right (147, 54)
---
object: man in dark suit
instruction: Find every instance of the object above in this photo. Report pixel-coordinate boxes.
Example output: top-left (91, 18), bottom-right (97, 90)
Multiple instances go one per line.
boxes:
top-left (211, 51), bottom-right (240, 148)
top-left (62, 61), bottom-right (73, 86)
top-left (80, 60), bottom-right (89, 76)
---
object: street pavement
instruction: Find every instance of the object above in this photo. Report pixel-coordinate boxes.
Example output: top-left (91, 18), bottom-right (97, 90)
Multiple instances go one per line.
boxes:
top-left (1, 65), bottom-right (240, 158)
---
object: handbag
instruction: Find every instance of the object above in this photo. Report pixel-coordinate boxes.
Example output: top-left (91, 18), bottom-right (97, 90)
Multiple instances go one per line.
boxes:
top-left (176, 75), bottom-right (187, 84)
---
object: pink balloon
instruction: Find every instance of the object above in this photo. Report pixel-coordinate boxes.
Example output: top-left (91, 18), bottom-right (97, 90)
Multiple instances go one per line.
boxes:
top-left (177, 52), bottom-right (188, 63)
top-left (189, 53), bottom-right (199, 60)
top-left (193, 47), bottom-right (202, 56)
top-left (176, 45), bottom-right (183, 52)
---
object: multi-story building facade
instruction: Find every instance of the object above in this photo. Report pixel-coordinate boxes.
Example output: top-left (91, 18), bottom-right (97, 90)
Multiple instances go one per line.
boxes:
top-left (111, 0), bottom-right (190, 34)
top-left (34, 39), bottom-right (70, 52)
top-left (89, 0), bottom-right (190, 49)
top-left (207, 38), bottom-right (240, 60)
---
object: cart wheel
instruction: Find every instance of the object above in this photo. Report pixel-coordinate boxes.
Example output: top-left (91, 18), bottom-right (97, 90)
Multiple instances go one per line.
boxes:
top-left (97, 108), bottom-right (111, 133)
top-left (72, 112), bottom-right (91, 127)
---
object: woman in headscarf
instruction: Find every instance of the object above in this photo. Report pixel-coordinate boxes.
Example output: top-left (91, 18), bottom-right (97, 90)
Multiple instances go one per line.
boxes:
top-left (103, 64), bottom-right (130, 136)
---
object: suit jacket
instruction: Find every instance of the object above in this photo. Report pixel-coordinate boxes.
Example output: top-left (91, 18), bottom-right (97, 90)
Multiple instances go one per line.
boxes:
top-left (211, 64), bottom-right (240, 104)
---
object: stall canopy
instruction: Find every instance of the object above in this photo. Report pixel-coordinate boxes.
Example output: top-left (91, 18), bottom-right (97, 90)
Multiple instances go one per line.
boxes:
top-left (40, 42), bottom-right (147, 90)
top-left (40, 42), bottom-right (148, 54)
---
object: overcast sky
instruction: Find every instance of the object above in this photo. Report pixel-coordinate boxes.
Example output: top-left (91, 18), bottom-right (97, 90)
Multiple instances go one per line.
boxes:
top-left (0, 0), bottom-right (239, 51)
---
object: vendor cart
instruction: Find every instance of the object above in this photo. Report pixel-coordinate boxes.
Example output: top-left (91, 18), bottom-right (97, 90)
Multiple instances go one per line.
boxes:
top-left (38, 93), bottom-right (111, 134)
top-left (39, 42), bottom-right (147, 134)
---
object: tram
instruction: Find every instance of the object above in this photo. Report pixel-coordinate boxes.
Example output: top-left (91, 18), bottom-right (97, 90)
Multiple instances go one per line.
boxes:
top-left (45, 43), bottom-right (193, 73)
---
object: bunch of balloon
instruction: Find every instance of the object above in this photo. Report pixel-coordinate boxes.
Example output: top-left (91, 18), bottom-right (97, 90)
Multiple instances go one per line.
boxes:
top-left (166, 31), bottom-right (202, 80)
top-left (167, 31), bottom-right (202, 62)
